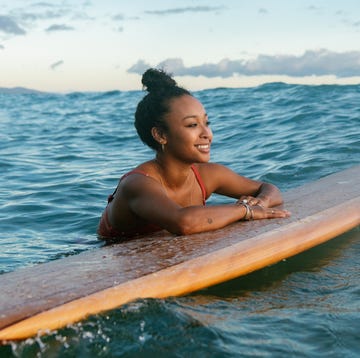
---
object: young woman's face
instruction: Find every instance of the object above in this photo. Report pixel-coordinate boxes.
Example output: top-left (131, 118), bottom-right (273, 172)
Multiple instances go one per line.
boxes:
top-left (162, 95), bottom-right (213, 163)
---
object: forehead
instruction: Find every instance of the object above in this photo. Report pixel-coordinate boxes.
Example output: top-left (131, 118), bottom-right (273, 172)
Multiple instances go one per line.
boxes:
top-left (167, 95), bottom-right (205, 118)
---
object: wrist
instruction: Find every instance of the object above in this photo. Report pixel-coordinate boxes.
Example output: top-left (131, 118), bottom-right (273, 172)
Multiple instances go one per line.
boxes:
top-left (237, 202), bottom-right (253, 220)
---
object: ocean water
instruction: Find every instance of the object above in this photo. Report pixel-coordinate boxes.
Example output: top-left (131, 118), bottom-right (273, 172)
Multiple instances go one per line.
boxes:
top-left (0, 83), bottom-right (359, 357)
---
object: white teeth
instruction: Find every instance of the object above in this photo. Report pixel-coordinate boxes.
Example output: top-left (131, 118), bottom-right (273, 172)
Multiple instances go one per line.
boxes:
top-left (197, 144), bottom-right (209, 149)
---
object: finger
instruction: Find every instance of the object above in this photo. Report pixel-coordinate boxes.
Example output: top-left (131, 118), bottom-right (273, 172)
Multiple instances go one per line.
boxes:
top-left (239, 196), bottom-right (249, 204)
top-left (269, 209), bottom-right (291, 218)
top-left (240, 196), bottom-right (256, 205)
top-left (249, 198), bottom-right (260, 206)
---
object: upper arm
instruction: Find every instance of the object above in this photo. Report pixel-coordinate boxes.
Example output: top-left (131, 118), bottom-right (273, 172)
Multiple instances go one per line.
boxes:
top-left (121, 175), bottom-right (184, 231)
top-left (198, 163), bottom-right (263, 198)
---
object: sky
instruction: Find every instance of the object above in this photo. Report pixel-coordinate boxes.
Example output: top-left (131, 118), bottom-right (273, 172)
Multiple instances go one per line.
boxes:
top-left (0, 0), bottom-right (360, 92)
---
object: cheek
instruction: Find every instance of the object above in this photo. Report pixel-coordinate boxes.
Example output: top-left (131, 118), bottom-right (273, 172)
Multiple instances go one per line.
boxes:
top-left (166, 132), bottom-right (195, 156)
top-left (168, 129), bottom-right (193, 144)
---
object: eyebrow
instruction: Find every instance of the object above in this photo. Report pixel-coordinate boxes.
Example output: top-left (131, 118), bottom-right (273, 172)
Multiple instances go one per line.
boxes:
top-left (182, 113), bottom-right (208, 121)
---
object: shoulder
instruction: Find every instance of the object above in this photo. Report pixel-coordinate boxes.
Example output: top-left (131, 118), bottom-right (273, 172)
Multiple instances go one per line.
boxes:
top-left (119, 162), bottom-right (161, 193)
top-left (193, 162), bottom-right (233, 176)
top-left (120, 161), bottom-right (159, 182)
top-left (192, 162), bottom-right (237, 191)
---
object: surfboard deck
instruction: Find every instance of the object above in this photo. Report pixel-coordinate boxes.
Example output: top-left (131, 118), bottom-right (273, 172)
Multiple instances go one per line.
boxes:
top-left (1, 165), bottom-right (359, 342)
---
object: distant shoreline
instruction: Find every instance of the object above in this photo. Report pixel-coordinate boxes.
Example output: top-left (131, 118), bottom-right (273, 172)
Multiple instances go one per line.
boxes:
top-left (0, 87), bottom-right (46, 94)
top-left (1, 80), bottom-right (360, 96)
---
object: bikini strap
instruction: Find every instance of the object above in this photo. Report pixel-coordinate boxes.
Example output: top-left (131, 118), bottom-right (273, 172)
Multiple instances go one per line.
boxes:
top-left (191, 164), bottom-right (207, 205)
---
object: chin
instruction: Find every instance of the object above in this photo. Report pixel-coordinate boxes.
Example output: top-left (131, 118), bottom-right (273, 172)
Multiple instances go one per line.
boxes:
top-left (197, 155), bottom-right (210, 163)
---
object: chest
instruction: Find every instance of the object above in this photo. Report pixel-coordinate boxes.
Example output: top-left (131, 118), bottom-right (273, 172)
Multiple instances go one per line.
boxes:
top-left (166, 177), bottom-right (205, 207)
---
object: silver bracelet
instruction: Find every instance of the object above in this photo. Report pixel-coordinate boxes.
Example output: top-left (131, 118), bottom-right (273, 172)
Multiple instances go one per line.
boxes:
top-left (240, 202), bottom-right (253, 221)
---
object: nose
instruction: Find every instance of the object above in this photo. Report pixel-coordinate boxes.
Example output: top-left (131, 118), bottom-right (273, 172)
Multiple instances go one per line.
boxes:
top-left (200, 124), bottom-right (212, 139)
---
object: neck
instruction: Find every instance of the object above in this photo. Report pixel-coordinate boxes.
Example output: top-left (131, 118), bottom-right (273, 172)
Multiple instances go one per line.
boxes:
top-left (154, 155), bottom-right (193, 190)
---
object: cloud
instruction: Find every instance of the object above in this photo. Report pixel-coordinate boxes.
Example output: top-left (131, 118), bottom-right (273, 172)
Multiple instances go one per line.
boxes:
top-left (9, 3), bottom-right (83, 31)
top-left (9, 2), bottom-right (69, 23)
top-left (17, 10), bottom-right (66, 22)
top-left (0, 15), bottom-right (26, 35)
top-left (46, 24), bottom-right (75, 32)
top-left (127, 59), bottom-right (150, 74)
top-left (145, 6), bottom-right (225, 16)
top-left (307, 5), bottom-right (320, 11)
top-left (112, 14), bottom-right (125, 21)
top-left (31, 2), bottom-right (56, 7)
top-left (50, 60), bottom-right (64, 70)
top-left (0, 44), bottom-right (4, 49)
top-left (112, 13), bottom-right (125, 31)
top-left (258, 8), bottom-right (268, 14)
top-left (128, 50), bottom-right (360, 78)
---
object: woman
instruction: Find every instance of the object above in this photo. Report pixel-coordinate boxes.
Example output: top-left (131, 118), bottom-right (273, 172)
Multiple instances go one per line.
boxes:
top-left (98, 69), bottom-right (290, 240)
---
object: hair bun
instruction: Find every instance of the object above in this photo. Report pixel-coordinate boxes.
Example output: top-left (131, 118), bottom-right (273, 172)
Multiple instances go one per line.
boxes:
top-left (142, 68), bottom-right (177, 93)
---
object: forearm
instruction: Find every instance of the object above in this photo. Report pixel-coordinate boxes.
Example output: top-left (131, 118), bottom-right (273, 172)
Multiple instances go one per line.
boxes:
top-left (170, 195), bottom-right (289, 235)
top-left (172, 203), bottom-right (247, 235)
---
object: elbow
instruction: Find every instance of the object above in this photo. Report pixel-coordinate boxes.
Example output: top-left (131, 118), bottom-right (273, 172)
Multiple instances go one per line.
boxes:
top-left (173, 221), bottom-right (193, 236)
top-left (261, 183), bottom-right (284, 207)
top-left (275, 195), bottom-right (284, 206)
top-left (276, 190), bottom-right (285, 206)
top-left (269, 195), bottom-right (283, 208)
top-left (169, 214), bottom-right (196, 236)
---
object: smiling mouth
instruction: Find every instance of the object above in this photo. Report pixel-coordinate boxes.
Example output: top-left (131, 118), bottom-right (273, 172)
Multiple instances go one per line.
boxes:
top-left (196, 144), bottom-right (210, 151)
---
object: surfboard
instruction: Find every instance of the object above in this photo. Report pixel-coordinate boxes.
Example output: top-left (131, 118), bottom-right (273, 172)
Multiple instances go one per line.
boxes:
top-left (1, 165), bottom-right (359, 342)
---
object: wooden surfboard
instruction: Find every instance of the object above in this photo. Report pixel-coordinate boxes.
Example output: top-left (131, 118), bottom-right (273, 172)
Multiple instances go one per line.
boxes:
top-left (1, 165), bottom-right (359, 342)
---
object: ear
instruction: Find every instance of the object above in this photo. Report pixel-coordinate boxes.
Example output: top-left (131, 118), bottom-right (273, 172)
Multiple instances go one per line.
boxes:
top-left (151, 127), bottom-right (167, 145)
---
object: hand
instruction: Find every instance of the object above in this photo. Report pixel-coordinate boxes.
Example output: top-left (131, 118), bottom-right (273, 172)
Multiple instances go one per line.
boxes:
top-left (249, 204), bottom-right (291, 220)
top-left (236, 198), bottom-right (291, 220)
top-left (238, 195), bottom-right (268, 208)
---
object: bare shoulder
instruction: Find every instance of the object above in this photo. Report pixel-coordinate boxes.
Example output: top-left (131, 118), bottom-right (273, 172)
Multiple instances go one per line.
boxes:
top-left (194, 162), bottom-right (237, 178)
top-left (115, 164), bottom-right (163, 202)
top-left (120, 170), bottom-right (161, 195)
top-left (193, 162), bottom-right (239, 192)
top-left (194, 162), bottom-right (262, 197)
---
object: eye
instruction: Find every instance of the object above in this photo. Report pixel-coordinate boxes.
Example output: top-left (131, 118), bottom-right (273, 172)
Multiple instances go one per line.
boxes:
top-left (186, 123), bottom-right (198, 128)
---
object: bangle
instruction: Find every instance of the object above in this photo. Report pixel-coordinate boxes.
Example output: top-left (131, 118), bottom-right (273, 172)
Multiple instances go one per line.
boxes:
top-left (248, 205), bottom-right (254, 220)
top-left (239, 202), bottom-right (253, 221)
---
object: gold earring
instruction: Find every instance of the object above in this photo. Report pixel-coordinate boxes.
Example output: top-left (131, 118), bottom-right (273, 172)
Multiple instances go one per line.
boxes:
top-left (161, 143), bottom-right (165, 152)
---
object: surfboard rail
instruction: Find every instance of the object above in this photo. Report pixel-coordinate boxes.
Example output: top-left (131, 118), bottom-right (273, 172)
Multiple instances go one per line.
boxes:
top-left (1, 165), bottom-right (359, 342)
